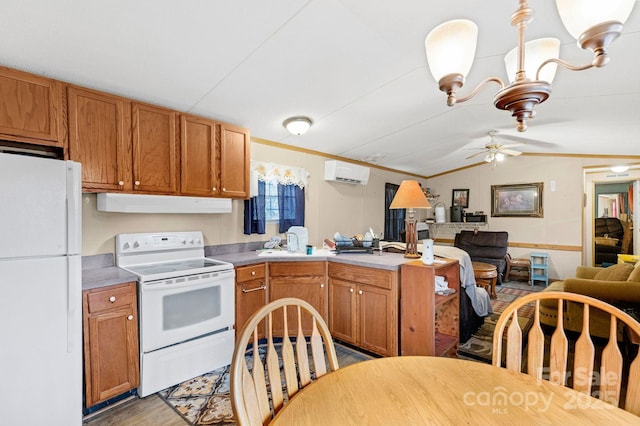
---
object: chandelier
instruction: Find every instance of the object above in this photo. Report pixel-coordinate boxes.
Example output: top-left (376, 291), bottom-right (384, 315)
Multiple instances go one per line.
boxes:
top-left (425, 0), bottom-right (636, 132)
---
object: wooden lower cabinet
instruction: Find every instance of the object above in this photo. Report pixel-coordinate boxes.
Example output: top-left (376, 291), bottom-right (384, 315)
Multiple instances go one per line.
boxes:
top-left (328, 263), bottom-right (398, 357)
top-left (83, 282), bottom-right (139, 408)
top-left (400, 259), bottom-right (460, 357)
top-left (235, 263), bottom-right (268, 340)
top-left (269, 261), bottom-right (327, 335)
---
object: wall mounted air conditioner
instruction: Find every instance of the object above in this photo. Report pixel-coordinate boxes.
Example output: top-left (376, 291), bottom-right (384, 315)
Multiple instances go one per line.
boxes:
top-left (324, 160), bottom-right (370, 185)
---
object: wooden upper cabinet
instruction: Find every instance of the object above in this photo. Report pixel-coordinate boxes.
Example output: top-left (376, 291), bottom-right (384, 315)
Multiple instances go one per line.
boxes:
top-left (0, 66), bottom-right (63, 146)
top-left (180, 114), bottom-right (218, 196)
top-left (67, 86), bottom-right (132, 192)
top-left (132, 103), bottom-right (179, 194)
top-left (220, 122), bottom-right (250, 199)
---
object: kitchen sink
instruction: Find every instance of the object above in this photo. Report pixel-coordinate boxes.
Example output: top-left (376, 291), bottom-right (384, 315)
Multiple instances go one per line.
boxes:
top-left (258, 249), bottom-right (335, 257)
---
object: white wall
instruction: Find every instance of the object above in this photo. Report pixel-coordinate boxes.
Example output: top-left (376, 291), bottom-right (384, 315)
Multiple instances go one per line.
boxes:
top-left (82, 141), bottom-right (424, 255)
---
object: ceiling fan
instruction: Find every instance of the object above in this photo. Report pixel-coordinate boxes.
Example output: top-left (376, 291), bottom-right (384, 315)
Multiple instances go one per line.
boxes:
top-left (466, 131), bottom-right (523, 166)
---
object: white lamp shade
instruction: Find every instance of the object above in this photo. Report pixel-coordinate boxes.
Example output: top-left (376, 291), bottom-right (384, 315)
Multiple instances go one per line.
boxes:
top-left (283, 117), bottom-right (312, 135)
top-left (555, 0), bottom-right (636, 39)
top-left (425, 19), bottom-right (478, 82)
top-left (504, 38), bottom-right (560, 83)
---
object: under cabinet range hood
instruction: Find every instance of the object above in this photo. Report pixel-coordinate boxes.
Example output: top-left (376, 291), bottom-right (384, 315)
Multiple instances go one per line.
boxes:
top-left (96, 193), bottom-right (232, 214)
top-left (324, 160), bottom-right (370, 185)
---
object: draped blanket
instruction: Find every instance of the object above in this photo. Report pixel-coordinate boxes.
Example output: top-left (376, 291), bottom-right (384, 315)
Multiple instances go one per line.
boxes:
top-left (380, 242), bottom-right (492, 317)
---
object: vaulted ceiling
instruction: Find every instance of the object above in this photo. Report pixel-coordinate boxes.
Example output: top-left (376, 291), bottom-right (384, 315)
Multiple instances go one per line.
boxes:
top-left (2, 1), bottom-right (639, 176)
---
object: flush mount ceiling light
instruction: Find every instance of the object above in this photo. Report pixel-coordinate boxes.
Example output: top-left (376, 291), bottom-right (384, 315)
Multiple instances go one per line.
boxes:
top-left (611, 165), bottom-right (630, 173)
top-left (283, 116), bottom-right (312, 135)
top-left (425, 0), bottom-right (635, 132)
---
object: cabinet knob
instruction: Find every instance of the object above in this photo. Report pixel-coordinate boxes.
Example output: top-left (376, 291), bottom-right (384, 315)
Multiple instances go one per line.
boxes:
top-left (222, 187), bottom-right (226, 192)
top-left (134, 180), bottom-right (140, 186)
top-left (118, 181), bottom-right (124, 186)
top-left (358, 290), bottom-right (363, 295)
top-left (213, 187), bottom-right (216, 191)
top-left (251, 271), bottom-right (256, 276)
top-left (320, 284), bottom-right (324, 288)
top-left (349, 288), bottom-right (354, 293)
top-left (127, 315), bottom-right (133, 321)
top-left (109, 296), bottom-right (116, 303)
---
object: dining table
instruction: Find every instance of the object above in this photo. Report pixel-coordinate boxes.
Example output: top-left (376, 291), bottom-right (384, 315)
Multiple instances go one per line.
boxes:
top-left (270, 356), bottom-right (640, 425)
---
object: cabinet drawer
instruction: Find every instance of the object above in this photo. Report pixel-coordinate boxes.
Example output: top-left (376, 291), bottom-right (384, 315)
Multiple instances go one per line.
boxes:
top-left (328, 263), bottom-right (394, 290)
top-left (236, 263), bottom-right (266, 282)
top-left (269, 261), bottom-right (325, 277)
top-left (86, 282), bottom-right (136, 314)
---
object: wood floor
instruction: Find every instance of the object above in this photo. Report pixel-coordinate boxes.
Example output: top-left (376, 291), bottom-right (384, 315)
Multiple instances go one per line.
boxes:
top-left (83, 343), bottom-right (373, 425)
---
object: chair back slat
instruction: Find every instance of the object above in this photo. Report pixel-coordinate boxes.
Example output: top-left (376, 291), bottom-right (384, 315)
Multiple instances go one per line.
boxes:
top-left (265, 314), bottom-right (283, 413)
top-left (573, 304), bottom-right (595, 395)
top-left (231, 298), bottom-right (340, 425)
top-left (600, 315), bottom-right (623, 406)
top-left (250, 328), bottom-right (270, 421)
top-left (505, 309), bottom-right (522, 372)
top-left (310, 318), bottom-right (327, 377)
top-left (241, 358), bottom-right (265, 425)
top-left (527, 301), bottom-right (545, 379)
top-left (549, 299), bottom-right (568, 386)
top-left (492, 291), bottom-right (640, 415)
top-left (296, 306), bottom-right (312, 387)
top-left (626, 355), bottom-right (640, 415)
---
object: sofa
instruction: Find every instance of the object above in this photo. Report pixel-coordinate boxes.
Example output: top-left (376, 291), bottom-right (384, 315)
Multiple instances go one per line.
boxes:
top-left (540, 263), bottom-right (640, 339)
top-left (594, 217), bottom-right (625, 265)
top-left (454, 230), bottom-right (509, 285)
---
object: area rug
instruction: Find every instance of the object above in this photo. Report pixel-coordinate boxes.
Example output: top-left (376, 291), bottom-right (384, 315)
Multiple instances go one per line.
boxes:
top-left (158, 342), bottom-right (372, 425)
top-left (457, 285), bottom-right (537, 363)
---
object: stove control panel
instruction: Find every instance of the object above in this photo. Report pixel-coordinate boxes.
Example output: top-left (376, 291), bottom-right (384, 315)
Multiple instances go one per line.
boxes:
top-left (116, 231), bottom-right (205, 255)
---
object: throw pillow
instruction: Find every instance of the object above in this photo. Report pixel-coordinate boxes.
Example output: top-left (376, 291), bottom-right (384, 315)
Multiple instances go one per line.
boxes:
top-left (594, 263), bottom-right (634, 281)
top-left (628, 264), bottom-right (640, 282)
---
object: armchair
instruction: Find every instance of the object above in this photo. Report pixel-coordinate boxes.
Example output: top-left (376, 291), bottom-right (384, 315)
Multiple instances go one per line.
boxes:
top-left (454, 230), bottom-right (509, 285)
top-left (594, 217), bottom-right (625, 265)
top-left (540, 263), bottom-right (640, 339)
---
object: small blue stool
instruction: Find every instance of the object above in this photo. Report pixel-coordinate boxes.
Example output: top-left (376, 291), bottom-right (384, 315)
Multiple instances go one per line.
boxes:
top-left (530, 252), bottom-right (549, 287)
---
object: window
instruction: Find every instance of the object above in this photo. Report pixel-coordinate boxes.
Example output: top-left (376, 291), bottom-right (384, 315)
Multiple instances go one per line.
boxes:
top-left (384, 182), bottom-right (405, 242)
top-left (264, 180), bottom-right (279, 221)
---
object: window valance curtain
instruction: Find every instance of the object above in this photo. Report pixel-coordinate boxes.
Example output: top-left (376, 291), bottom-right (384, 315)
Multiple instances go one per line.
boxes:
top-left (244, 161), bottom-right (308, 235)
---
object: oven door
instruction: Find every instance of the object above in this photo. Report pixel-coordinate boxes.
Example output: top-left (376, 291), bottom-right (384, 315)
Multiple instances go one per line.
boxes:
top-left (139, 269), bottom-right (235, 353)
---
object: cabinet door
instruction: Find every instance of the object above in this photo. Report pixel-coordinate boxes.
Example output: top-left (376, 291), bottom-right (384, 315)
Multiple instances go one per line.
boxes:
top-left (68, 86), bottom-right (131, 191)
top-left (0, 66), bottom-right (63, 145)
top-left (132, 103), bottom-right (178, 194)
top-left (235, 278), bottom-right (268, 341)
top-left (180, 114), bottom-right (218, 196)
top-left (358, 284), bottom-right (395, 356)
top-left (219, 122), bottom-right (249, 198)
top-left (328, 278), bottom-right (357, 344)
top-left (269, 273), bottom-right (326, 336)
top-left (86, 305), bottom-right (138, 406)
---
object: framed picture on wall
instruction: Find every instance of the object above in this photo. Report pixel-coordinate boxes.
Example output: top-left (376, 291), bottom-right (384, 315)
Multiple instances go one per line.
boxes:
top-left (452, 188), bottom-right (469, 208)
top-left (491, 182), bottom-right (543, 217)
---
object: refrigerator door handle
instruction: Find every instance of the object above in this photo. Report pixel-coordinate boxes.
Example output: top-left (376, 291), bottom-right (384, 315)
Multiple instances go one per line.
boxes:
top-left (67, 255), bottom-right (82, 353)
top-left (66, 161), bottom-right (82, 255)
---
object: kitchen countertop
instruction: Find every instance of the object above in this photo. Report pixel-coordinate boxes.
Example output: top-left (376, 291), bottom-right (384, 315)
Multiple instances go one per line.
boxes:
top-left (82, 249), bottom-right (414, 290)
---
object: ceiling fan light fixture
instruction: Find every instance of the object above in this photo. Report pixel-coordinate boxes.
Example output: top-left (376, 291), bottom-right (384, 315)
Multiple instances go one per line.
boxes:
top-left (283, 116), bottom-right (312, 135)
top-left (484, 153), bottom-right (494, 163)
top-left (495, 152), bottom-right (505, 162)
top-left (425, 0), bottom-right (635, 131)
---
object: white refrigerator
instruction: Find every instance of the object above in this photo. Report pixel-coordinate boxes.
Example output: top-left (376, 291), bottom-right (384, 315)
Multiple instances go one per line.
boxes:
top-left (0, 153), bottom-right (82, 425)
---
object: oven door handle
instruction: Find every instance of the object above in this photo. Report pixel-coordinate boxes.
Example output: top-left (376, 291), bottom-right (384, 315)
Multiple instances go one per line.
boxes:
top-left (141, 276), bottom-right (231, 292)
top-left (242, 282), bottom-right (266, 293)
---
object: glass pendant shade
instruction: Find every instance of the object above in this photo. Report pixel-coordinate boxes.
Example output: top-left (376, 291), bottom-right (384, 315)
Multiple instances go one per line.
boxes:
top-left (504, 38), bottom-right (561, 83)
top-left (555, 0), bottom-right (635, 39)
top-left (425, 19), bottom-right (478, 82)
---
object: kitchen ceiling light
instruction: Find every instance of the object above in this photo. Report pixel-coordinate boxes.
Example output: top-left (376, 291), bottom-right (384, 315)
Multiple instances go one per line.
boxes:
top-left (425, 0), bottom-right (635, 132)
top-left (283, 116), bottom-right (312, 135)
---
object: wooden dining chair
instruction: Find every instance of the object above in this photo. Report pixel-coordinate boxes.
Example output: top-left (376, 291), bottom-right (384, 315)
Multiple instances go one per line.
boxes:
top-left (492, 291), bottom-right (640, 415)
top-left (230, 297), bottom-right (340, 426)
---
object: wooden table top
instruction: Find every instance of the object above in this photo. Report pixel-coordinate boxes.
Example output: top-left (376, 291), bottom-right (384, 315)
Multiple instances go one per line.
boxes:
top-left (471, 260), bottom-right (497, 272)
top-left (270, 357), bottom-right (639, 425)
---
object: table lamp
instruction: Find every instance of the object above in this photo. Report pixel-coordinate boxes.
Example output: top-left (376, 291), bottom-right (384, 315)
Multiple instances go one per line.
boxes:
top-left (389, 180), bottom-right (432, 258)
